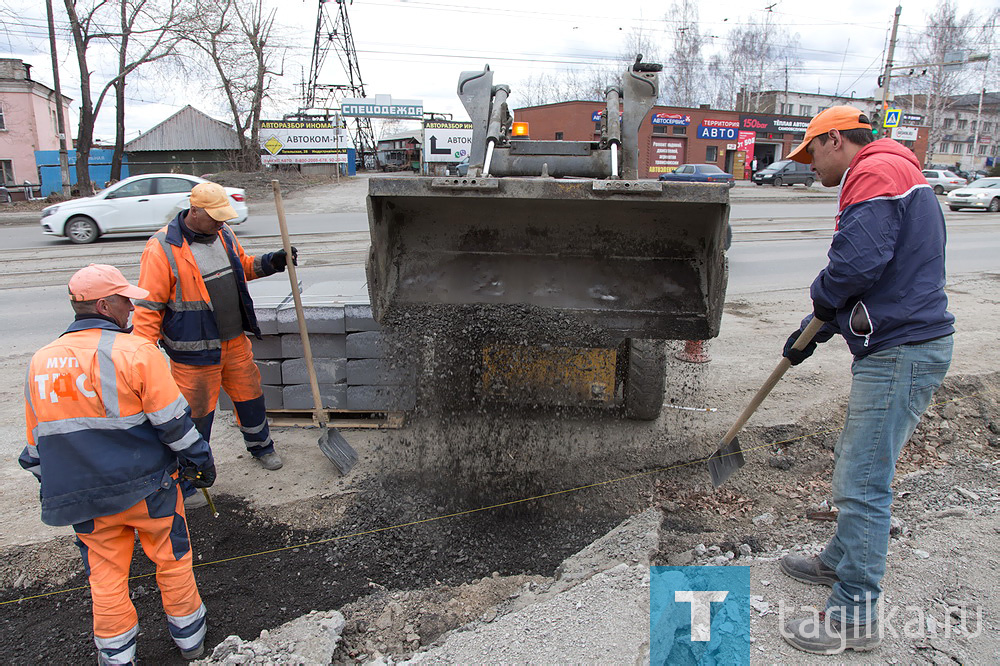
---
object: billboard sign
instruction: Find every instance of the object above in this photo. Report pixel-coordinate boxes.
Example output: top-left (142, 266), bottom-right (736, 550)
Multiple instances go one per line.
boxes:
top-left (648, 137), bottom-right (685, 173)
top-left (697, 119), bottom-right (739, 141)
top-left (891, 126), bottom-right (918, 141)
top-left (423, 121), bottom-right (473, 163)
top-left (591, 110), bottom-right (623, 122)
top-left (740, 115), bottom-right (809, 134)
top-left (341, 95), bottom-right (423, 119)
top-left (652, 113), bottom-right (691, 126)
top-left (902, 113), bottom-right (924, 126)
top-left (258, 120), bottom-right (351, 164)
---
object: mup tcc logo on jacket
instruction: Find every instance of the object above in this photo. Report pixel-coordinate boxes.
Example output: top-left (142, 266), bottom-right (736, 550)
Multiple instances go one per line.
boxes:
top-left (650, 566), bottom-right (751, 664)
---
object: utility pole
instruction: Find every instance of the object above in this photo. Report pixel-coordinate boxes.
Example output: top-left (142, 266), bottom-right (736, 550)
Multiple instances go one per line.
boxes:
top-left (45, 0), bottom-right (71, 197)
top-left (970, 17), bottom-right (994, 175)
top-left (878, 5), bottom-right (902, 137)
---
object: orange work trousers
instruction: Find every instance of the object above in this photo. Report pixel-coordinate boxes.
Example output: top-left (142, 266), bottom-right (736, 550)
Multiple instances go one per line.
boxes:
top-left (170, 334), bottom-right (273, 456)
top-left (73, 478), bottom-right (206, 664)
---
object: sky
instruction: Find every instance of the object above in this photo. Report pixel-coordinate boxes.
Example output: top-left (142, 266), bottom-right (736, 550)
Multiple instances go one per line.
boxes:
top-left (0, 0), bottom-right (995, 142)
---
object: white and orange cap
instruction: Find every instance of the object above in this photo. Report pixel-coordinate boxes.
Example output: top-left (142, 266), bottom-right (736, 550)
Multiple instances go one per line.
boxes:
top-left (69, 264), bottom-right (149, 302)
top-left (190, 182), bottom-right (237, 221)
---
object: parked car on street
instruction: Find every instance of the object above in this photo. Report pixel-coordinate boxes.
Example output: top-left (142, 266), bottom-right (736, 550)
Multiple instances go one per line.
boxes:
top-left (945, 177), bottom-right (1000, 212)
top-left (40, 173), bottom-right (248, 244)
top-left (446, 156), bottom-right (470, 177)
top-left (751, 159), bottom-right (815, 187)
top-left (922, 169), bottom-right (967, 195)
top-left (658, 164), bottom-right (735, 187)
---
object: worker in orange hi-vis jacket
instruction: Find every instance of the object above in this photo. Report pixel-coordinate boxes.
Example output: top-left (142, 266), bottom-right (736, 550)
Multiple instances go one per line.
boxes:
top-left (20, 264), bottom-right (215, 665)
top-left (133, 182), bottom-right (295, 474)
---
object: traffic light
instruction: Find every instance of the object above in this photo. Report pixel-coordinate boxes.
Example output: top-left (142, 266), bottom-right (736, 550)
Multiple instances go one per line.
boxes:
top-left (870, 108), bottom-right (882, 136)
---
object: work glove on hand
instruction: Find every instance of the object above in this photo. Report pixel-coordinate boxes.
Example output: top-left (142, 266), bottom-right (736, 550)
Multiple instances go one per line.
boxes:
top-left (783, 329), bottom-right (817, 366)
top-left (185, 463), bottom-right (216, 489)
top-left (270, 246), bottom-right (298, 272)
top-left (812, 301), bottom-right (836, 322)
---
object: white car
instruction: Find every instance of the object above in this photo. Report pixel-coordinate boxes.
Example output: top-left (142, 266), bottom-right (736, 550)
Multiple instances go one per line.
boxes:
top-left (946, 177), bottom-right (1000, 212)
top-left (40, 173), bottom-right (248, 244)
top-left (921, 169), bottom-right (966, 195)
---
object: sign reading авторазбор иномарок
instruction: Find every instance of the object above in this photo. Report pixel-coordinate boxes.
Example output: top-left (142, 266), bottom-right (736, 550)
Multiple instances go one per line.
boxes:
top-left (258, 120), bottom-right (352, 165)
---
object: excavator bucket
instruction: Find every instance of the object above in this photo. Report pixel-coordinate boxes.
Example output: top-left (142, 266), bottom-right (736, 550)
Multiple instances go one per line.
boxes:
top-left (365, 177), bottom-right (730, 342)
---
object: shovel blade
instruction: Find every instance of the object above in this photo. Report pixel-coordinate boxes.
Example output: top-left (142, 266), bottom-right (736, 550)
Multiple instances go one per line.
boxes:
top-left (707, 435), bottom-right (745, 487)
top-left (318, 427), bottom-right (358, 476)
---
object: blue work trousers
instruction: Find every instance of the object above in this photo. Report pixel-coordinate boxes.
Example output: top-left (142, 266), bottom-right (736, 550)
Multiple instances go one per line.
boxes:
top-left (819, 335), bottom-right (952, 625)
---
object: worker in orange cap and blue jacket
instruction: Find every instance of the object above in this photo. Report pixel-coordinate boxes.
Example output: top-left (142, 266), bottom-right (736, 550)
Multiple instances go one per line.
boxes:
top-left (133, 181), bottom-right (294, 473)
top-left (21, 264), bottom-right (216, 664)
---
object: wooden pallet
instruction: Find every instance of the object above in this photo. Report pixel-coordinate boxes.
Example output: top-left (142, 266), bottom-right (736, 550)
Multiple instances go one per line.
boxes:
top-left (265, 409), bottom-right (407, 429)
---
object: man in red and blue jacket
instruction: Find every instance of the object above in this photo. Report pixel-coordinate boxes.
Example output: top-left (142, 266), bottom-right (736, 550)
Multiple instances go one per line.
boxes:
top-left (775, 107), bottom-right (954, 655)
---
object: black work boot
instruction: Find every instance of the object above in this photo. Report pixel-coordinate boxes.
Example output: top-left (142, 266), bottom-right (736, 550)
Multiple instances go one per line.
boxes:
top-left (779, 553), bottom-right (840, 587)
top-left (781, 612), bottom-right (881, 655)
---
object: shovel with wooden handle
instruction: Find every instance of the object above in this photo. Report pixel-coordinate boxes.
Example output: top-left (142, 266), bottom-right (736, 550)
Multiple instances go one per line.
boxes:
top-left (707, 315), bottom-right (825, 487)
top-left (271, 180), bottom-right (358, 476)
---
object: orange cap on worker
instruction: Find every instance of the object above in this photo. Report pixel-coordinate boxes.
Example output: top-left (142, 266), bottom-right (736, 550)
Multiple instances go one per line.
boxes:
top-left (787, 106), bottom-right (873, 165)
top-left (69, 263), bottom-right (149, 302)
top-left (190, 182), bottom-right (238, 221)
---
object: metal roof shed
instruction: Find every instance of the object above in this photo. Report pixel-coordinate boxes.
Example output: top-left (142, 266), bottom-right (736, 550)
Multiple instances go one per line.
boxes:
top-left (125, 105), bottom-right (242, 176)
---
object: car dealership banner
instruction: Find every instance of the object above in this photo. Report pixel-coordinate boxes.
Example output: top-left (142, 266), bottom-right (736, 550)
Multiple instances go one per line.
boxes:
top-left (259, 120), bottom-right (351, 164)
top-left (652, 113), bottom-right (691, 126)
top-left (423, 121), bottom-right (473, 163)
top-left (740, 115), bottom-right (809, 134)
top-left (698, 119), bottom-right (740, 140)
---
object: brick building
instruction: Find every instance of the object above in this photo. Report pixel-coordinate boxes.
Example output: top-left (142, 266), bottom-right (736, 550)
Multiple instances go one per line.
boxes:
top-left (514, 98), bottom-right (929, 180)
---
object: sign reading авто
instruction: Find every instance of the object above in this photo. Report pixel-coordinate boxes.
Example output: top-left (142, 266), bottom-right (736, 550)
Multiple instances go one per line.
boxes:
top-left (423, 121), bottom-right (473, 163)
top-left (258, 120), bottom-right (352, 165)
top-left (342, 95), bottom-right (423, 119)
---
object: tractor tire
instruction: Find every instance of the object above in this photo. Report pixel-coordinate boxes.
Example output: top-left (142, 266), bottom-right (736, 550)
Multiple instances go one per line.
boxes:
top-left (623, 338), bottom-right (666, 421)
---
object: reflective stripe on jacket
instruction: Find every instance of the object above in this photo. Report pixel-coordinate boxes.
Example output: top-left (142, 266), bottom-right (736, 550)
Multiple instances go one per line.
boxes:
top-left (20, 318), bottom-right (212, 526)
top-left (133, 211), bottom-right (275, 365)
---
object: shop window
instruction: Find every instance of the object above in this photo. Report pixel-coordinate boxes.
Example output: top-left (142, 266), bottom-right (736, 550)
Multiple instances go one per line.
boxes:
top-left (0, 159), bottom-right (13, 184)
top-left (672, 126), bottom-right (687, 135)
top-left (705, 146), bottom-right (718, 162)
top-left (554, 131), bottom-right (563, 140)
top-left (653, 125), bottom-right (668, 134)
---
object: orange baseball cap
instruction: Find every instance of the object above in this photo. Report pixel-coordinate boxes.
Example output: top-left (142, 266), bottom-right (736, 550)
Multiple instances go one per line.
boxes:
top-left (190, 182), bottom-right (238, 221)
top-left (69, 264), bottom-right (149, 302)
top-left (787, 106), bottom-right (872, 164)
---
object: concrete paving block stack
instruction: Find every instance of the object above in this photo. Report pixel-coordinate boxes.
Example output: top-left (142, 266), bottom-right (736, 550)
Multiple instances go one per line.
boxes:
top-left (220, 279), bottom-right (417, 415)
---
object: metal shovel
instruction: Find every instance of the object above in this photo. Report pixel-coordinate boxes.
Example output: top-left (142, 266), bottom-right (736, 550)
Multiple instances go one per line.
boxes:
top-left (272, 180), bottom-right (358, 475)
top-left (707, 316), bottom-right (825, 487)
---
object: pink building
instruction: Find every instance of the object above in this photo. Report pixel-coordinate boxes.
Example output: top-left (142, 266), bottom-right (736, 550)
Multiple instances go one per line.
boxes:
top-left (0, 58), bottom-right (72, 189)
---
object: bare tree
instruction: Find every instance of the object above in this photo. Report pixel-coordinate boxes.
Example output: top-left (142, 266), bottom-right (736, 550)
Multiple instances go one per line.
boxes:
top-left (902, 1), bottom-right (984, 166)
top-left (704, 16), bottom-right (797, 112)
top-left (178, 0), bottom-right (282, 171)
top-left (664, 0), bottom-right (704, 107)
top-left (62, 0), bottom-right (181, 193)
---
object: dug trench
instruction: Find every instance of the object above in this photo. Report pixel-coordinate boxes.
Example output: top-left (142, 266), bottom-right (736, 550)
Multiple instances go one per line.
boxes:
top-left (1, 372), bottom-right (996, 664)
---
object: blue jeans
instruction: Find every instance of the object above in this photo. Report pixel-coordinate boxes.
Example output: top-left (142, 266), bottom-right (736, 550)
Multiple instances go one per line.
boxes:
top-left (819, 336), bottom-right (952, 625)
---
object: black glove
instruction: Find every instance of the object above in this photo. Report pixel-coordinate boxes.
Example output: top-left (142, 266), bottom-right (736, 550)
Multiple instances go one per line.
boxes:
top-left (270, 246), bottom-right (298, 272)
top-left (783, 329), bottom-right (817, 366)
top-left (812, 301), bottom-right (836, 322)
top-left (185, 463), bottom-right (216, 489)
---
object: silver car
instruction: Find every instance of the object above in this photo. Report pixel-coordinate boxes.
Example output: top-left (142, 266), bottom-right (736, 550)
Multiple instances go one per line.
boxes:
top-left (40, 173), bottom-right (249, 244)
top-left (922, 169), bottom-right (967, 195)
top-left (946, 177), bottom-right (1000, 212)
